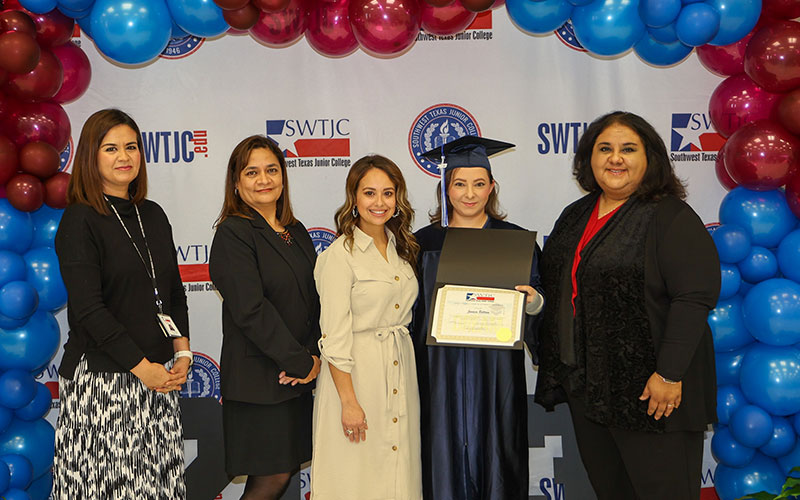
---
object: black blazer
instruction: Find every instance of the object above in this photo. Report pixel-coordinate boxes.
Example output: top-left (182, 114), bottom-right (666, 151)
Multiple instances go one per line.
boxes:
top-left (209, 214), bottom-right (321, 405)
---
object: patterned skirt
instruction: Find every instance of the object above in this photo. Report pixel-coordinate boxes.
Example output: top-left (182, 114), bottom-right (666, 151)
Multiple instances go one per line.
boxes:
top-left (52, 359), bottom-right (186, 499)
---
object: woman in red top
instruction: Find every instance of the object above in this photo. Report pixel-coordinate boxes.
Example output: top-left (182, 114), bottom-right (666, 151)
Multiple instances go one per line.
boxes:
top-left (535, 111), bottom-right (720, 500)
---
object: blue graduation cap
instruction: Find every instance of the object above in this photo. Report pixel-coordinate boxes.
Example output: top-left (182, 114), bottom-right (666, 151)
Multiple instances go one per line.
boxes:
top-left (420, 136), bottom-right (515, 226)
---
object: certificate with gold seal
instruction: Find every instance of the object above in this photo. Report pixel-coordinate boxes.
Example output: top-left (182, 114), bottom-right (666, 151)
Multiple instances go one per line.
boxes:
top-left (430, 285), bottom-right (524, 348)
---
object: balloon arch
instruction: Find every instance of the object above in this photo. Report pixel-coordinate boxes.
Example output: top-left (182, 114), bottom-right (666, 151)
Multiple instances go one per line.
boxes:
top-left (0, 0), bottom-right (798, 498)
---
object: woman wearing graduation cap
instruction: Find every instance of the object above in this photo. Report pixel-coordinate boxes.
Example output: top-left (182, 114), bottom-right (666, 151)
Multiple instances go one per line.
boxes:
top-left (412, 136), bottom-right (545, 500)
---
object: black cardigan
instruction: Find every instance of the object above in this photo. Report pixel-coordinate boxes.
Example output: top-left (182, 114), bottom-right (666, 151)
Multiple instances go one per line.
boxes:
top-left (535, 193), bottom-right (720, 432)
top-left (55, 197), bottom-right (189, 379)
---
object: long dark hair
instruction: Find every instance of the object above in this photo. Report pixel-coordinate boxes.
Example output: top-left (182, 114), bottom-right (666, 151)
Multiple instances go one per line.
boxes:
top-left (573, 111), bottom-right (686, 201)
top-left (67, 109), bottom-right (148, 214)
top-left (428, 167), bottom-right (506, 223)
top-left (334, 155), bottom-right (419, 267)
top-left (215, 135), bottom-right (296, 227)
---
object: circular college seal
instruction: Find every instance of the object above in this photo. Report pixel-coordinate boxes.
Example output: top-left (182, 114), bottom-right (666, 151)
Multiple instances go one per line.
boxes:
top-left (160, 35), bottom-right (205, 60)
top-left (179, 352), bottom-right (222, 401)
top-left (408, 104), bottom-right (481, 178)
top-left (59, 137), bottom-right (74, 173)
top-left (555, 21), bottom-right (586, 52)
top-left (308, 227), bottom-right (337, 255)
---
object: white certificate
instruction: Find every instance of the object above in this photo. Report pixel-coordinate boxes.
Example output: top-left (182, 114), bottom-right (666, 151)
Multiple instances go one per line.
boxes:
top-left (431, 285), bottom-right (524, 348)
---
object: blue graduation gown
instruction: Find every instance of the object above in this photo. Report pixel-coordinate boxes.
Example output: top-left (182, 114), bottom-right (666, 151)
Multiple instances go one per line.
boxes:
top-left (411, 218), bottom-right (544, 500)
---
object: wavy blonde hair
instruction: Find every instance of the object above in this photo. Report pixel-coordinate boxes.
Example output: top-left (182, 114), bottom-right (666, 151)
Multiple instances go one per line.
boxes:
top-left (334, 155), bottom-right (419, 268)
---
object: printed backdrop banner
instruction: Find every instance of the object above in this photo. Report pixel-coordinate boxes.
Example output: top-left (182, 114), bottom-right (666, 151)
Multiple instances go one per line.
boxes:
top-left (42, 10), bottom-right (726, 499)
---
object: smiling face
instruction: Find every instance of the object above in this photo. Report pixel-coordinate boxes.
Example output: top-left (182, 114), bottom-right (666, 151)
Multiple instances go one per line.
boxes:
top-left (447, 167), bottom-right (495, 223)
top-left (355, 167), bottom-right (396, 234)
top-left (97, 124), bottom-right (141, 198)
top-left (590, 124), bottom-right (648, 202)
top-left (236, 147), bottom-right (284, 214)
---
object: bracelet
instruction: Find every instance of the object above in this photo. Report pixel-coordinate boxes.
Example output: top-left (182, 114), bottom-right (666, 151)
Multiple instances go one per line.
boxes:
top-left (658, 374), bottom-right (679, 384)
top-left (175, 350), bottom-right (193, 366)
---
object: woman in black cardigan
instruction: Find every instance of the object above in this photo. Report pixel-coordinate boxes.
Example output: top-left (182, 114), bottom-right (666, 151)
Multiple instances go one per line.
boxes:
top-left (209, 135), bottom-right (321, 500)
top-left (535, 111), bottom-right (720, 500)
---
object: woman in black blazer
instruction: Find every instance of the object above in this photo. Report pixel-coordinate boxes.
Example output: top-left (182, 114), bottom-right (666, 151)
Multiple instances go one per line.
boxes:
top-left (209, 135), bottom-right (321, 500)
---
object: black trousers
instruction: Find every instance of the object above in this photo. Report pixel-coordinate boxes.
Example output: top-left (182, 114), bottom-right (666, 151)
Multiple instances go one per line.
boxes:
top-left (567, 393), bottom-right (704, 500)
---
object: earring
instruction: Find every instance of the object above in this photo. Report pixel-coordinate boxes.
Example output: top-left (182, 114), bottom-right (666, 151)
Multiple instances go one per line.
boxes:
top-left (352, 207), bottom-right (358, 218)
top-left (234, 188), bottom-right (239, 196)
top-left (392, 207), bottom-right (400, 218)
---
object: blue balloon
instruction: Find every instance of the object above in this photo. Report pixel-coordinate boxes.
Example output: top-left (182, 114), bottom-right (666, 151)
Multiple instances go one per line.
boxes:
top-left (57, 4), bottom-right (92, 18)
top-left (24, 247), bottom-right (67, 313)
top-left (565, 0), bottom-right (593, 6)
top-left (0, 418), bottom-right (54, 479)
top-left (717, 384), bottom-right (747, 425)
top-left (29, 206), bottom-right (62, 250)
top-left (0, 252), bottom-right (28, 290)
top-left (675, 2), bottom-right (720, 46)
top-left (777, 229), bottom-right (800, 284)
top-left (738, 280), bottom-right (754, 296)
top-left (14, 383), bottom-right (51, 421)
top-left (89, 0), bottom-right (172, 65)
top-left (709, 294), bottom-right (753, 352)
top-left (166, 0), bottom-right (228, 38)
top-left (0, 282), bottom-right (38, 321)
top-left (58, 0), bottom-right (94, 11)
top-left (571, 0), bottom-right (647, 56)
top-left (711, 224), bottom-right (752, 264)
top-left (742, 278), bottom-right (800, 346)
top-left (634, 33), bottom-right (693, 66)
top-left (0, 454), bottom-right (33, 490)
top-left (760, 415), bottom-right (796, 458)
top-left (707, 0), bottom-right (761, 46)
top-left (76, 14), bottom-right (93, 38)
top-left (719, 263), bottom-right (741, 300)
top-left (0, 407), bottom-right (12, 435)
top-left (2, 487), bottom-right (31, 500)
top-left (0, 370), bottom-right (36, 410)
top-left (740, 343), bottom-right (800, 416)
top-left (171, 20), bottom-right (189, 39)
top-left (0, 314), bottom-right (27, 330)
top-left (714, 426), bottom-right (756, 466)
top-left (715, 453), bottom-right (785, 500)
top-left (0, 201), bottom-right (33, 256)
top-left (506, 0), bottom-right (574, 35)
top-left (777, 440), bottom-right (800, 477)
top-left (730, 404), bottom-right (773, 448)
top-left (649, 22), bottom-right (679, 42)
top-left (0, 311), bottom-right (60, 373)
top-left (639, 0), bottom-right (681, 26)
top-left (795, 412), bottom-right (800, 436)
top-left (25, 469), bottom-right (51, 500)
top-left (719, 188), bottom-right (798, 248)
top-left (17, 0), bottom-right (57, 13)
top-left (716, 347), bottom-right (748, 386)
top-left (738, 246), bottom-right (778, 283)
top-left (0, 459), bottom-right (9, 493)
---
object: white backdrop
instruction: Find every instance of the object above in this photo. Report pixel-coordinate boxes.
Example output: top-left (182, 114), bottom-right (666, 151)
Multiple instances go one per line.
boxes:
top-left (43, 10), bottom-right (728, 498)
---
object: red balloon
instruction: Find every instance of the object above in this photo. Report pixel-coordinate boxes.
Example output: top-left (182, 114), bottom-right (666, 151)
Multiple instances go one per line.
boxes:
top-left (423, 0), bottom-right (454, 6)
top-left (349, 0), bottom-right (421, 56)
top-left (6, 100), bottom-right (70, 151)
top-left (44, 171), bottom-right (69, 209)
top-left (709, 73), bottom-right (782, 138)
top-left (715, 142), bottom-right (738, 190)
top-left (724, 120), bottom-right (800, 190)
top-left (50, 41), bottom-right (91, 104)
top-left (0, 10), bottom-right (37, 35)
top-left (214, 0), bottom-right (250, 9)
top-left (0, 134), bottom-right (19, 186)
top-left (306, 0), bottom-right (358, 57)
top-left (253, 0), bottom-right (291, 11)
top-left (227, 26), bottom-right (250, 34)
top-left (5, 48), bottom-right (63, 101)
top-left (0, 68), bottom-right (6, 86)
top-left (26, 8), bottom-right (74, 47)
top-left (6, 173), bottom-right (44, 212)
top-left (223, 3), bottom-right (260, 29)
top-left (696, 31), bottom-right (753, 77)
top-left (762, 0), bottom-right (800, 20)
top-left (249, 0), bottom-right (308, 47)
top-left (19, 140), bottom-right (59, 179)
top-left (421, 0), bottom-right (475, 35)
top-left (0, 31), bottom-right (40, 74)
top-left (744, 21), bottom-right (800, 93)
top-left (459, 0), bottom-right (493, 11)
top-left (777, 89), bottom-right (800, 136)
top-left (786, 172), bottom-right (800, 219)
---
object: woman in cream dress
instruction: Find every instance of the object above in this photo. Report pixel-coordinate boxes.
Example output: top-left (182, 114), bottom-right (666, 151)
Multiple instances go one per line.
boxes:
top-left (310, 155), bottom-right (421, 500)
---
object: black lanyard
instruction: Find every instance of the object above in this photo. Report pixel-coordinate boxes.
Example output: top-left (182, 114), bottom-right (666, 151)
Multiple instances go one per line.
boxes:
top-left (105, 196), bottom-right (164, 314)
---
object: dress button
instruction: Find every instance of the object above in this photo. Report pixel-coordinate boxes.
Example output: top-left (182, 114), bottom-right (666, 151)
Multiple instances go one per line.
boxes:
top-left (392, 445), bottom-right (398, 451)
top-left (392, 417), bottom-right (398, 423)
top-left (394, 304), bottom-right (400, 309)
top-left (393, 388), bottom-right (398, 394)
top-left (322, 334), bottom-right (327, 339)
top-left (394, 276), bottom-right (400, 281)
top-left (393, 360), bottom-right (398, 366)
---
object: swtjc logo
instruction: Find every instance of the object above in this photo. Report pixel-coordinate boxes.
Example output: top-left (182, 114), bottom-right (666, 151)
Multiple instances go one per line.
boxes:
top-left (141, 129), bottom-right (209, 164)
top-left (59, 137), bottom-right (74, 172)
top-left (555, 21), bottom-right (585, 52)
top-left (408, 104), bottom-right (481, 178)
top-left (160, 34), bottom-right (204, 59)
top-left (308, 227), bottom-right (336, 255)
top-left (670, 113), bottom-right (725, 162)
top-left (266, 118), bottom-right (351, 168)
top-left (537, 121), bottom-right (590, 155)
top-left (466, 293), bottom-right (495, 302)
top-left (179, 352), bottom-right (221, 401)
